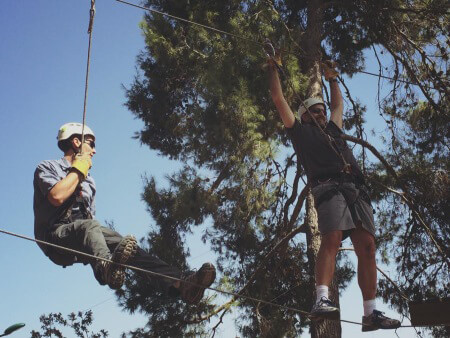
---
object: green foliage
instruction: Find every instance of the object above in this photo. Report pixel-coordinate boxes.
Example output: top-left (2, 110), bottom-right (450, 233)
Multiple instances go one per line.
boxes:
top-left (122, 0), bottom-right (449, 336)
top-left (366, 99), bottom-right (449, 325)
top-left (30, 311), bottom-right (107, 338)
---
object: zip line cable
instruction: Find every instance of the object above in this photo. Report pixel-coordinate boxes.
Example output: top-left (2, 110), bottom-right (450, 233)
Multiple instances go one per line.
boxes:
top-left (83, 297), bottom-right (114, 312)
top-left (113, 0), bottom-right (437, 90)
top-left (0, 227), bottom-right (416, 329)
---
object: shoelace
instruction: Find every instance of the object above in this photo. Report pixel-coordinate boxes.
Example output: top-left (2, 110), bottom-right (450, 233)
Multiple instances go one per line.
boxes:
top-left (372, 310), bottom-right (388, 319)
top-left (318, 296), bottom-right (334, 306)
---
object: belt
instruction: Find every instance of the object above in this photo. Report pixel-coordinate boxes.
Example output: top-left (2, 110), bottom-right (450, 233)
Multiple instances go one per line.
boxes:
top-left (310, 173), bottom-right (358, 188)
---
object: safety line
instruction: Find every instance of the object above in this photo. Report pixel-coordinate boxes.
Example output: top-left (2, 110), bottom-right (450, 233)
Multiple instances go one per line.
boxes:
top-left (80, 0), bottom-right (96, 152)
top-left (1, 228), bottom-right (416, 329)
top-left (113, 0), bottom-right (435, 89)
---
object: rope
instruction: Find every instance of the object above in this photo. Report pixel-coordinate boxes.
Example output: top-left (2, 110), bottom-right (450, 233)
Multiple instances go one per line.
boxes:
top-left (0, 228), bottom-right (417, 329)
top-left (80, 0), bottom-right (96, 153)
top-left (113, 0), bottom-right (435, 90)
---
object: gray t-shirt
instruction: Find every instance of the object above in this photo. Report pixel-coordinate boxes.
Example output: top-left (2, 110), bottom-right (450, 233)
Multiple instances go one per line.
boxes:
top-left (285, 119), bottom-right (364, 183)
top-left (33, 158), bottom-right (96, 253)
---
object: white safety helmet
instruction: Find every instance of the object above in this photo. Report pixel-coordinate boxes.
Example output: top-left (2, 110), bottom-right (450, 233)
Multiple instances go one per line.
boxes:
top-left (57, 122), bottom-right (95, 151)
top-left (298, 97), bottom-right (326, 119)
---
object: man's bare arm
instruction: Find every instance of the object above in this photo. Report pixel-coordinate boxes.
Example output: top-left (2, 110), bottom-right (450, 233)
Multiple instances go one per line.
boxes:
top-left (47, 172), bottom-right (82, 206)
top-left (321, 61), bottom-right (344, 129)
top-left (268, 62), bottom-right (296, 128)
top-left (47, 149), bottom-right (92, 207)
top-left (329, 79), bottom-right (344, 129)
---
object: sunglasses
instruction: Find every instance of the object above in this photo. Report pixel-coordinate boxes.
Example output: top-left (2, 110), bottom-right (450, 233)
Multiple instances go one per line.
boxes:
top-left (309, 107), bottom-right (326, 114)
top-left (84, 140), bottom-right (96, 148)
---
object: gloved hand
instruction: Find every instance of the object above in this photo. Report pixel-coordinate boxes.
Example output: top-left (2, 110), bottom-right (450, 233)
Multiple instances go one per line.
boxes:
top-left (71, 152), bottom-right (92, 179)
top-left (321, 60), bottom-right (339, 81)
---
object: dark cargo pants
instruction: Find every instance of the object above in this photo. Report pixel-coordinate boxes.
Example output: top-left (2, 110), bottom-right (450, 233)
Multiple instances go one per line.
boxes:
top-left (47, 219), bottom-right (181, 294)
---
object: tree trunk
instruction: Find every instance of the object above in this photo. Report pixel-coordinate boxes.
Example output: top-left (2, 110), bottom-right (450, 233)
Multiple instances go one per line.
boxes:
top-left (305, 192), bottom-right (342, 338)
top-left (303, 0), bottom-right (342, 337)
top-left (303, 0), bottom-right (323, 99)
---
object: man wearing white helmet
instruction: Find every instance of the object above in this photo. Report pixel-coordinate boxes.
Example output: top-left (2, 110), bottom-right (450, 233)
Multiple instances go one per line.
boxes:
top-left (33, 122), bottom-right (216, 304)
top-left (267, 61), bottom-right (400, 331)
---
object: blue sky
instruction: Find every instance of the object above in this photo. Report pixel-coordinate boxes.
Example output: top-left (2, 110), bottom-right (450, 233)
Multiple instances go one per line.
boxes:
top-left (0, 1), bottom-right (425, 337)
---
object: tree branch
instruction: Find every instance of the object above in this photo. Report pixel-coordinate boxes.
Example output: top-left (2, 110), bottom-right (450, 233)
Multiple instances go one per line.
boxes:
top-left (208, 163), bottom-right (232, 194)
top-left (188, 213), bottom-right (309, 324)
top-left (383, 43), bottom-right (442, 114)
top-left (343, 134), bottom-right (449, 263)
top-left (391, 22), bottom-right (449, 98)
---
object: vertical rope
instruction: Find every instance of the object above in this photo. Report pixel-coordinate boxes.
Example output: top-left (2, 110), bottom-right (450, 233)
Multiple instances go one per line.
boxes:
top-left (80, 0), bottom-right (96, 154)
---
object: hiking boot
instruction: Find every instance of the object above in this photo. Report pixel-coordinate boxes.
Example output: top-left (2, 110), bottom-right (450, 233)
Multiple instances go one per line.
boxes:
top-left (94, 235), bottom-right (137, 289)
top-left (111, 235), bottom-right (138, 265)
top-left (180, 262), bottom-right (216, 304)
top-left (310, 296), bottom-right (340, 320)
top-left (95, 258), bottom-right (125, 289)
top-left (362, 310), bottom-right (401, 332)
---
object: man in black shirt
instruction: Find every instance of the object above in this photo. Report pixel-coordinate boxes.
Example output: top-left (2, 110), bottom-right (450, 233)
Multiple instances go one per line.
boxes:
top-left (267, 60), bottom-right (400, 331)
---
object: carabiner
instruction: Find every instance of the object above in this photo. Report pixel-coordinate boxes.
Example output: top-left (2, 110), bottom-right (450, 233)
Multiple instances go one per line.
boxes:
top-left (263, 39), bottom-right (276, 59)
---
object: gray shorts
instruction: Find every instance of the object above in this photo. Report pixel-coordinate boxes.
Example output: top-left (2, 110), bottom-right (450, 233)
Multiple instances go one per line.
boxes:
top-left (311, 181), bottom-right (375, 239)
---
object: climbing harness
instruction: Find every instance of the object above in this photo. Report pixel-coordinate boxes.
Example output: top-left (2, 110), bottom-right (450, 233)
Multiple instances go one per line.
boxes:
top-left (312, 179), bottom-right (374, 224)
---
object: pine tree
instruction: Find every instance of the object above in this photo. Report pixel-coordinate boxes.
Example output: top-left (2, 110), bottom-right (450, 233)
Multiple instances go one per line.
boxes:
top-left (122, 0), bottom-right (449, 336)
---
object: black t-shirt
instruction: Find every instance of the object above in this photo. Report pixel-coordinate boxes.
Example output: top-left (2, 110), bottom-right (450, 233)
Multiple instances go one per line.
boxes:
top-left (285, 119), bottom-right (364, 183)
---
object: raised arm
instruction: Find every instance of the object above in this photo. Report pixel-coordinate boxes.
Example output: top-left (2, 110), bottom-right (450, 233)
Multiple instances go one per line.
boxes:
top-left (322, 62), bottom-right (344, 128)
top-left (267, 61), bottom-right (296, 128)
top-left (329, 79), bottom-right (344, 128)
